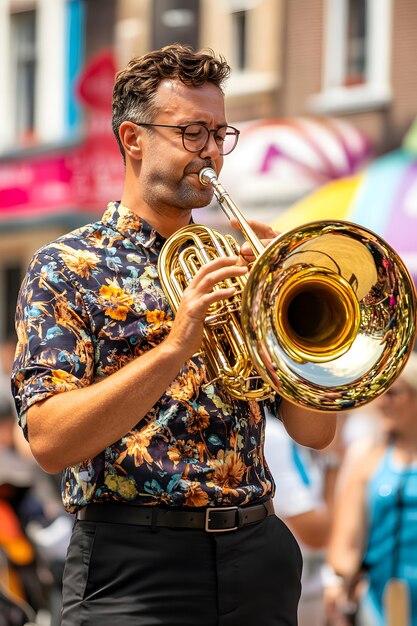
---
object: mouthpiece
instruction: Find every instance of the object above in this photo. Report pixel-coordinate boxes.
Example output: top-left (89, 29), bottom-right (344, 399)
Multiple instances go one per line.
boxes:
top-left (199, 167), bottom-right (218, 186)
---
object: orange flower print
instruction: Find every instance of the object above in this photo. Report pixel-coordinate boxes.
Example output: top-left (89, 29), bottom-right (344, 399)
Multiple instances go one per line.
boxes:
top-left (184, 482), bottom-right (210, 508)
top-left (145, 309), bottom-right (172, 340)
top-left (116, 209), bottom-right (141, 234)
top-left (146, 309), bottom-right (168, 326)
top-left (56, 245), bottom-right (100, 279)
top-left (248, 400), bottom-right (262, 426)
top-left (167, 369), bottom-right (201, 402)
top-left (119, 422), bottom-right (160, 467)
top-left (185, 406), bottom-right (210, 433)
top-left (14, 319), bottom-right (28, 359)
top-left (50, 369), bottom-right (79, 392)
top-left (167, 361), bottom-right (206, 402)
top-left (99, 279), bottom-right (135, 321)
top-left (208, 450), bottom-right (246, 489)
top-left (167, 439), bottom-right (198, 467)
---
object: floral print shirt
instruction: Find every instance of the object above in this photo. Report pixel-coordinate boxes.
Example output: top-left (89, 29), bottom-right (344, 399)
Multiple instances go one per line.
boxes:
top-left (12, 202), bottom-right (281, 512)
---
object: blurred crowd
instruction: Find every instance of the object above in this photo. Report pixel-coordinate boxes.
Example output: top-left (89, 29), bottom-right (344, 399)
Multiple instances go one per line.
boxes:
top-left (1, 340), bottom-right (417, 626)
top-left (0, 344), bottom-right (72, 626)
top-left (267, 349), bottom-right (417, 626)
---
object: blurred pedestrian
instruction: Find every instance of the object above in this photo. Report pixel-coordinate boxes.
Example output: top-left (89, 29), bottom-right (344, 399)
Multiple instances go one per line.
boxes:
top-left (0, 395), bottom-right (46, 625)
top-left (326, 351), bottom-right (417, 626)
top-left (1, 353), bottom-right (67, 625)
top-left (265, 412), bottom-right (341, 626)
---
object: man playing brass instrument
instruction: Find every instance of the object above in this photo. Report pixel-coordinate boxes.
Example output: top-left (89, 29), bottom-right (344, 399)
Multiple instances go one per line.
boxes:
top-left (12, 44), bottom-right (336, 625)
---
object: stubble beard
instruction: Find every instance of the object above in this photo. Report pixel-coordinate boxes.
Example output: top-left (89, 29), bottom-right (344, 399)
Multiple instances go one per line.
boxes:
top-left (143, 163), bottom-right (214, 214)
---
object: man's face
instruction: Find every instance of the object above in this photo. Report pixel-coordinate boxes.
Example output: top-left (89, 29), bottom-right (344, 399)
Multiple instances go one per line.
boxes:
top-left (376, 379), bottom-right (415, 436)
top-left (139, 80), bottom-right (227, 213)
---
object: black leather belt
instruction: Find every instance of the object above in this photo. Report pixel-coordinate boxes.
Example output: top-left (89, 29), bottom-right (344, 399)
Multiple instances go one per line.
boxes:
top-left (76, 498), bottom-right (274, 533)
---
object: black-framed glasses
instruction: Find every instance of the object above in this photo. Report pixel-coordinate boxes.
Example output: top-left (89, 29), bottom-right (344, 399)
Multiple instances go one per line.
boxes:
top-left (130, 122), bottom-right (240, 156)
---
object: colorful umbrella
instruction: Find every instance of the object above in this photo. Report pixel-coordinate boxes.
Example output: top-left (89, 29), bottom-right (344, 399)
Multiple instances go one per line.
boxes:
top-left (271, 148), bottom-right (417, 285)
top-left (219, 116), bottom-right (372, 212)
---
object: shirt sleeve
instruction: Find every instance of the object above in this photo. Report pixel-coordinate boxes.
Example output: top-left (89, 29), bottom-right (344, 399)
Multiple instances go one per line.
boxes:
top-left (11, 250), bottom-right (94, 437)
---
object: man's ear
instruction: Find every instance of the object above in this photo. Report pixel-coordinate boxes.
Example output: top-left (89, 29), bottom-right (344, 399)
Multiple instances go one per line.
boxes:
top-left (119, 121), bottom-right (142, 161)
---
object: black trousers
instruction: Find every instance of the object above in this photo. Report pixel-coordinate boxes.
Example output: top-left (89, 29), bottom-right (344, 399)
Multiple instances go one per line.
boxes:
top-left (61, 514), bottom-right (302, 626)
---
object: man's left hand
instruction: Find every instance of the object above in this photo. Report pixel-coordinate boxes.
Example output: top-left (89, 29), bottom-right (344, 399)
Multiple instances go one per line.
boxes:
top-left (230, 218), bottom-right (280, 263)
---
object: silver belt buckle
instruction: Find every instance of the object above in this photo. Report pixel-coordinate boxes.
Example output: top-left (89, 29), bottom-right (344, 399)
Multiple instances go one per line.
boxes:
top-left (205, 506), bottom-right (239, 532)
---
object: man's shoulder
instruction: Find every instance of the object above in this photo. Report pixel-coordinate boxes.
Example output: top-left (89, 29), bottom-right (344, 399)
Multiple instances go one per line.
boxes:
top-left (35, 219), bottom-right (103, 259)
top-left (23, 217), bottom-right (110, 286)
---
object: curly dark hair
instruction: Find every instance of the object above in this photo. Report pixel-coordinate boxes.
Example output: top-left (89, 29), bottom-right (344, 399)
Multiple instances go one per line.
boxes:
top-left (112, 43), bottom-right (231, 160)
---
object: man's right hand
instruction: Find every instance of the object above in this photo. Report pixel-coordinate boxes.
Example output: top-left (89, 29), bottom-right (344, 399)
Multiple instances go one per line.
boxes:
top-left (167, 255), bottom-right (248, 358)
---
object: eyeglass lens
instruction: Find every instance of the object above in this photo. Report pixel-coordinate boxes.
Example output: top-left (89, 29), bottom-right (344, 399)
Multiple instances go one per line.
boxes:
top-left (182, 124), bottom-right (238, 155)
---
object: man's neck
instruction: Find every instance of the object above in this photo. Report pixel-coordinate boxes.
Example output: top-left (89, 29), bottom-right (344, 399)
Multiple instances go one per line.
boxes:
top-left (120, 194), bottom-right (192, 239)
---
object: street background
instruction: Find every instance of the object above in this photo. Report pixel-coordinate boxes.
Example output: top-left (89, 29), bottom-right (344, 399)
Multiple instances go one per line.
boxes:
top-left (0, 1), bottom-right (417, 624)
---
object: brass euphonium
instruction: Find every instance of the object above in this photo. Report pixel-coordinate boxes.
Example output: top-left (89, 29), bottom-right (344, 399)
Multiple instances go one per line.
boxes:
top-left (158, 167), bottom-right (417, 410)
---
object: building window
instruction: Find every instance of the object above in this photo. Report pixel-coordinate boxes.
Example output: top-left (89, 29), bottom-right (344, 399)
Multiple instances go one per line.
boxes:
top-left (309, 0), bottom-right (392, 114)
top-left (11, 9), bottom-right (37, 145)
top-left (152, 0), bottom-right (200, 51)
top-left (232, 9), bottom-right (247, 71)
top-left (345, 0), bottom-right (367, 86)
top-left (228, 0), bottom-right (257, 73)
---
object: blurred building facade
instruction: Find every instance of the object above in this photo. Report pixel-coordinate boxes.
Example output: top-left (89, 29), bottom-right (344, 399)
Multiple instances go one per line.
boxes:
top-left (0, 0), bottom-right (417, 351)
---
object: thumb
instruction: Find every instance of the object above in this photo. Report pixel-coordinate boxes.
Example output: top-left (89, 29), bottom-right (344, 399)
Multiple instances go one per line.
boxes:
top-left (230, 217), bottom-right (279, 239)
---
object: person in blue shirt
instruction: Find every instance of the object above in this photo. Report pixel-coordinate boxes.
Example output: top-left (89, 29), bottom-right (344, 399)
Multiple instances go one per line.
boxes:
top-left (327, 351), bottom-right (417, 625)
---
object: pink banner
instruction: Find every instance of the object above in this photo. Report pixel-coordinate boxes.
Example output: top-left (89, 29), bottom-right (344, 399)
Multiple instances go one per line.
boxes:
top-left (0, 50), bottom-right (124, 221)
top-left (0, 137), bottom-right (124, 220)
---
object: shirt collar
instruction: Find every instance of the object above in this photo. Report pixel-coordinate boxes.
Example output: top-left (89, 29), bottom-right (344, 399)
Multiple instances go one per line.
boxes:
top-left (101, 201), bottom-right (166, 250)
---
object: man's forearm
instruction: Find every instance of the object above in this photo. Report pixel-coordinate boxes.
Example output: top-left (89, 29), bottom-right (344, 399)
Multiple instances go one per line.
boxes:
top-left (27, 339), bottom-right (188, 473)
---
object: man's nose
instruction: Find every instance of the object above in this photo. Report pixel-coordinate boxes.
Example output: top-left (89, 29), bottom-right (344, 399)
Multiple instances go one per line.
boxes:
top-left (199, 132), bottom-right (221, 160)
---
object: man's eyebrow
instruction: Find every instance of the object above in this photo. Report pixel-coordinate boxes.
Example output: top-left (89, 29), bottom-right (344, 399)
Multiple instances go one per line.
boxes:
top-left (179, 120), bottom-right (229, 128)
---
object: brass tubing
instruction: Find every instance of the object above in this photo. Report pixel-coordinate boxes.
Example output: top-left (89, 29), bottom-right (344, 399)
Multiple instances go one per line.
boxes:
top-left (199, 168), bottom-right (265, 257)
